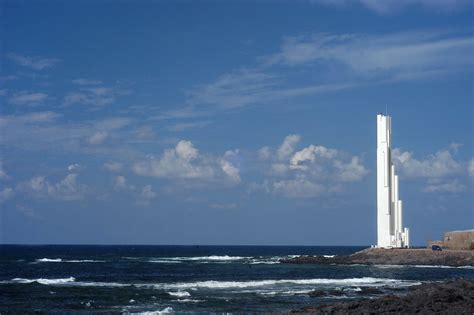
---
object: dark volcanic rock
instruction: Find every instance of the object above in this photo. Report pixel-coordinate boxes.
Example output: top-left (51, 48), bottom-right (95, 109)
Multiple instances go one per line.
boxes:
top-left (290, 279), bottom-right (474, 314)
top-left (280, 248), bottom-right (474, 267)
top-left (357, 287), bottom-right (384, 295)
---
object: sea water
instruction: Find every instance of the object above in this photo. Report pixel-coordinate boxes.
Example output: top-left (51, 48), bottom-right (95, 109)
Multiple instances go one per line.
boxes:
top-left (1, 245), bottom-right (473, 313)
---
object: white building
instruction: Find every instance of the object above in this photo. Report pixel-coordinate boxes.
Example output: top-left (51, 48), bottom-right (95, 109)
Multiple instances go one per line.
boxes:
top-left (376, 114), bottom-right (410, 248)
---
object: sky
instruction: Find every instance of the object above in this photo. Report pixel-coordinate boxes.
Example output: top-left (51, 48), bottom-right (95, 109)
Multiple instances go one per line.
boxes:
top-left (0, 0), bottom-right (473, 246)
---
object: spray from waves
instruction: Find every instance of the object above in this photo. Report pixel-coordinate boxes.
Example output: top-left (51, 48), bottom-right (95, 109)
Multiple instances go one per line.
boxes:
top-left (35, 258), bottom-right (104, 263)
top-left (130, 307), bottom-right (174, 315)
top-left (168, 291), bottom-right (191, 298)
top-left (2, 277), bottom-right (420, 290)
top-left (153, 277), bottom-right (420, 290)
top-left (9, 277), bottom-right (76, 285)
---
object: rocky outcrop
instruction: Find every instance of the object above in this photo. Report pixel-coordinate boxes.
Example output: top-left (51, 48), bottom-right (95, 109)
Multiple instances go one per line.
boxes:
top-left (291, 279), bottom-right (474, 314)
top-left (280, 248), bottom-right (474, 267)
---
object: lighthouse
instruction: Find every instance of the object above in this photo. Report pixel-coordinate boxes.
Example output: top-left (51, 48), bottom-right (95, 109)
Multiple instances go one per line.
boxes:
top-left (376, 114), bottom-right (410, 248)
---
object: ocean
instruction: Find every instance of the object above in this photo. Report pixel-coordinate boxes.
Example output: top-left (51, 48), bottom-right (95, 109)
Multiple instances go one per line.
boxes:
top-left (1, 245), bottom-right (473, 313)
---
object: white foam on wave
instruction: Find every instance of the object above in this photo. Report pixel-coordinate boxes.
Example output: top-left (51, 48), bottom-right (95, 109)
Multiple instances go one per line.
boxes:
top-left (413, 264), bottom-right (474, 269)
top-left (168, 291), bottom-right (191, 298)
top-left (148, 260), bottom-right (182, 264)
top-left (175, 299), bottom-right (204, 303)
top-left (162, 255), bottom-right (251, 261)
top-left (36, 258), bottom-right (63, 262)
top-left (131, 307), bottom-right (174, 315)
top-left (153, 277), bottom-right (417, 290)
top-left (11, 277), bottom-right (76, 285)
top-left (35, 258), bottom-right (104, 263)
top-left (323, 255), bottom-right (336, 258)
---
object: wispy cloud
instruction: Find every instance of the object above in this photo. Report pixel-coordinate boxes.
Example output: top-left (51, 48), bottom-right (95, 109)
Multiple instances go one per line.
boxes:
top-left (6, 53), bottom-right (60, 70)
top-left (311, 0), bottom-right (472, 15)
top-left (162, 29), bottom-right (472, 120)
top-left (64, 86), bottom-right (131, 108)
top-left (72, 78), bottom-right (103, 85)
top-left (166, 120), bottom-right (212, 132)
top-left (8, 92), bottom-right (48, 106)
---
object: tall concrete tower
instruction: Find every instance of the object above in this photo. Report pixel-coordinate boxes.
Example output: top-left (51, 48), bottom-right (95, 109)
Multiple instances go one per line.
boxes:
top-left (377, 114), bottom-right (410, 248)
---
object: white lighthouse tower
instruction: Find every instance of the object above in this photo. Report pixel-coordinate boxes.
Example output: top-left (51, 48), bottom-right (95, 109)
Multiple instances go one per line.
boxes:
top-left (377, 114), bottom-right (410, 248)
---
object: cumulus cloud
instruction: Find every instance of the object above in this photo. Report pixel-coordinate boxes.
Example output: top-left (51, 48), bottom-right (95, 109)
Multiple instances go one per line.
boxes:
top-left (468, 158), bottom-right (474, 178)
top-left (272, 176), bottom-right (325, 198)
top-left (133, 140), bottom-right (215, 179)
top-left (104, 161), bottom-right (123, 173)
top-left (67, 163), bottom-right (80, 172)
top-left (133, 140), bottom-right (242, 184)
top-left (392, 148), bottom-right (462, 178)
top-left (254, 134), bottom-right (369, 198)
top-left (22, 174), bottom-right (85, 201)
top-left (424, 179), bottom-right (466, 193)
top-left (277, 134), bottom-right (301, 160)
top-left (0, 161), bottom-right (8, 180)
top-left (8, 92), bottom-right (48, 106)
top-left (6, 53), bottom-right (60, 70)
top-left (0, 187), bottom-right (14, 203)
top-left (88, 131), bottom-right (108, 145)
top-left (392, 146), bottom-right (472, 193)
top-left (114, 175), bottom-right (127, 190)
top-left (290, 145), bottom-right (338, 170)
top-left (257, 146), bottom-right (272, 161)
top-left (137, 185), bottom-right (157, 205)
top-left (220, 150), bottom-right (241, 183)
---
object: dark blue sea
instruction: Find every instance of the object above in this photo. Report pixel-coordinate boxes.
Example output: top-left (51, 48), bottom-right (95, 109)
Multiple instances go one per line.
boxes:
top-left (1, 245), bottom-right (473, 313)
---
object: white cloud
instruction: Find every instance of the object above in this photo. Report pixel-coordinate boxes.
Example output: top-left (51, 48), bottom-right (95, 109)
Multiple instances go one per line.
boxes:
top-left (8, 92), bottom-right (48, 106)
top-left (133, 140), bottom-right (215, 179)
top-left (290, 144), bottom-right (338, 170)
top-left (88, 131), bottom-right (108, 145)
top-left (424, 179), bottom-right (466, 193)
top-left (255, 134), bottom-right (369, 198)
top-left (220, 150), bottom-right (241, 183)
top-left (64, 87), bottom-right (129, 107)
top-left (209, 203), bottom-right (237, 209)
top-left (392, 148), bottom-right (462, 179)
top-left (333, 156), bottom-right (370, 182)
top-left (277, 134), bottom-right (301, 160)
top-left (469, 158), bottom-right (474, 178)
top-left (67, 163), bottom-right (80, 172)
top-left (137, 185), bottom-right (157, 205)
top-left (114, 175), bottom-right (127, 190)
top-left (0, 187), bottom-right (14, 203)
top-left (104, 161), bottom-right (123, 173)
top-left (257, 146), bottom-right (272, 161)
top-left (72, 78), bottom-right (103, 85)
top-left (22, 174), bottom-right (85, 201)
top-left (6, 53), bottom-right (60, 70)
top-left (273, 176), bottom-right (325, 198)
top-left (312, 0), bottom-right (472, 15)
top-left (0, 161), bottom-right (8, 180)
top-left (166, 120), bottom-right (211, 132)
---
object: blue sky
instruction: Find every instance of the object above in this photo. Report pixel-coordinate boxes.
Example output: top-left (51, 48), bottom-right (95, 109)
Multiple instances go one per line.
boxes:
top-left (1, 0), bottom-right (473, 245)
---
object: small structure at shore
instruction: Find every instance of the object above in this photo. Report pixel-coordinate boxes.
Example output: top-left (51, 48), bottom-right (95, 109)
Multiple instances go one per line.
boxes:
top-left (428, 230), bottom-right (474, 250)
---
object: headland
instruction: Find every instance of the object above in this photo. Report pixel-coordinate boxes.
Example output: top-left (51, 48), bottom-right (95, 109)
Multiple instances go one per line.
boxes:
top-left (280, 247), bottom-right (474, 267)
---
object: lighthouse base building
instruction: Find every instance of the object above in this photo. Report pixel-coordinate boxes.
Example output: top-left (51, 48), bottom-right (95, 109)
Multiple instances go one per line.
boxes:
top-left (377, 114), bottom-right (410, 248)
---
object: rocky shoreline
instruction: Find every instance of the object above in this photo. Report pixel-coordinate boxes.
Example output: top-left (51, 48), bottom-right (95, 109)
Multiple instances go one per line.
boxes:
top-left (289, 279), bottom-right (474, 314)
top-left (280, 248), bottom-right (474, 267)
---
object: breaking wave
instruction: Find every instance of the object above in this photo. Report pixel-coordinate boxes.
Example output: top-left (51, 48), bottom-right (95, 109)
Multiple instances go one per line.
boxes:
top-left (35, 258), bottom-right (104, 263)
top-left (168, 291), bottom-right (191, 298)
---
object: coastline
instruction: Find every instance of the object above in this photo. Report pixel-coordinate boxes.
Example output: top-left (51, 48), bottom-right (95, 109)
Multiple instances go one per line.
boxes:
top-left (289, 278), bottom-right (474, 314)
top-left (280, 248), bottom-right (474, 267)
